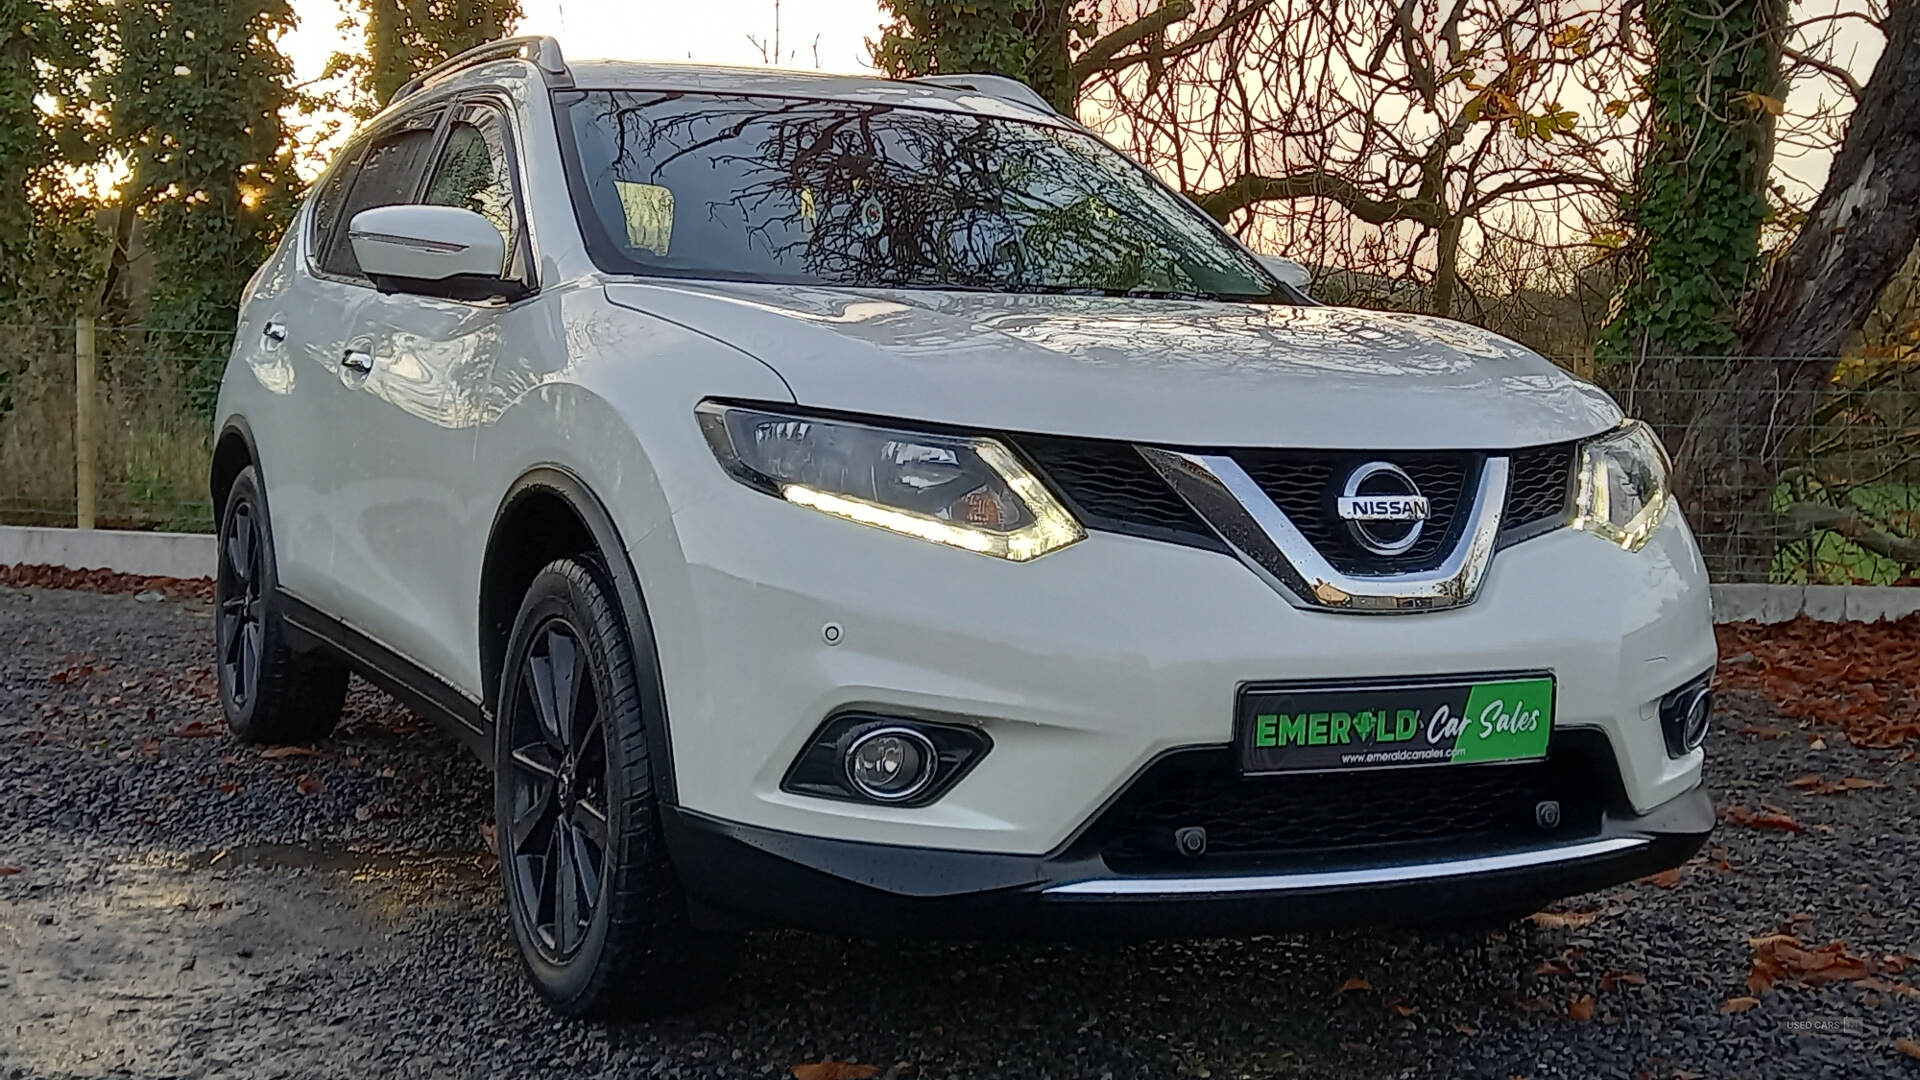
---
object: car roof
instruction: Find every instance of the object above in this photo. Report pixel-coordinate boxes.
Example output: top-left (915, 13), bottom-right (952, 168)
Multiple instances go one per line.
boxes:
top-left (543, 59), bottom-right (1069, 125)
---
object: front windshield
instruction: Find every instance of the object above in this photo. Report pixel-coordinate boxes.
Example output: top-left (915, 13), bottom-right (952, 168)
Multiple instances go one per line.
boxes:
top-left (557, 90), bottom-right (1286, 301)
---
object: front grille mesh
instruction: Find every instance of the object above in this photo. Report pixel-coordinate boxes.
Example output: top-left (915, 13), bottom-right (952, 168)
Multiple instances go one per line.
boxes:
top-left (1505, 443), bottom-right (1578, 532)
top-left (1016, 436), bottom-right (1223, 551)
top-left (1019, 435), bottom-right (1578, 564)
top-left (1090, 739), bottom-right (1607, 872)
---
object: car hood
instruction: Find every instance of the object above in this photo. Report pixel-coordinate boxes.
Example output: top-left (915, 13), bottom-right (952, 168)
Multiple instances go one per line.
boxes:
top-left (605, 280), bottom-right (1621, 449)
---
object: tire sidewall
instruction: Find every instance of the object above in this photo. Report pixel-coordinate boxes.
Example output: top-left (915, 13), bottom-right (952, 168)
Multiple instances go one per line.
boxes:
top-left (494, 560), bottom-right (640, 1007)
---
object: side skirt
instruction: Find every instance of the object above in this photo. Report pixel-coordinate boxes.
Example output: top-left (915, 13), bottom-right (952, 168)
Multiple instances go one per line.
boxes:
top-left (275, 589), bottom-right (491, 760)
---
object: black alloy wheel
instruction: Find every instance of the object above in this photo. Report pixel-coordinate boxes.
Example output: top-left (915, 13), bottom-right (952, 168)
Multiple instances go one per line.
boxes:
top-left (217, 499), bottom-right (267, 709)
top-left (504, 618), bottom-right (612, 960)
top-left (494, 556), bottom-right (730, 1017)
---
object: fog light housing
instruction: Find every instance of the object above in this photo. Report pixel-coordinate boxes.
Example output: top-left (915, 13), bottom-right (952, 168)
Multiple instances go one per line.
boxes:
top-left (1659, 675), bottom-right (1714, 758)
top-left (782, 714), bottom-right (992, 807)
top-left (843, 727), bottom-right (937, 802)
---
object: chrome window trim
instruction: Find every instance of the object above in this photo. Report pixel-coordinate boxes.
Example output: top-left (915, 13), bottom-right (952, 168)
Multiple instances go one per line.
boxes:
top-left (1043, 836), bottom-right (1648, 897)
top-left (1138, 448), bottom-right (1509, 614)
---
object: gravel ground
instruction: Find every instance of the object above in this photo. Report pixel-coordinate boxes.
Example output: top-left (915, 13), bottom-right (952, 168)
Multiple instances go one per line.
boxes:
top-left (3, 584), bottom-right (1918, 1080)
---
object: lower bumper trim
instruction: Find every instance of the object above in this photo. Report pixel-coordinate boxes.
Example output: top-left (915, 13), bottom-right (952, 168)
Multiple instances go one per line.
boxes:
top-left (1043, 836), bottom-right (1650, 897)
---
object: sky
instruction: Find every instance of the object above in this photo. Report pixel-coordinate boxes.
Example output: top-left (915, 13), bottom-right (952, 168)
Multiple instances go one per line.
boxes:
top-left (283, 0), bottom-right (890, 88)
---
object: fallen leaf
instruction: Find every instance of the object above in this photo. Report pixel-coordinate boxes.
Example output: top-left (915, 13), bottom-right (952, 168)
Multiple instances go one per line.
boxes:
top-left (260, 745), bottom-right (326, 760)
top-left (1720, 805), bottom-right (1805, 832)
top-left (1528, 910), bottom-right (1599, 930)
top-left (1567, 994), bottom-right (1595, 1020)
top-left (1599, 970), bottom-right (1646, 991)
top-left (294, 774), bottom-right (326, 796)
top-left (172, 719), bottom-right (225, 738)
top-left (1335, 976), bottom-right (1373, 993)
top-left (1896, 1037), bottom-right (1920, 1061)
top-left (0, 864), bottom-right (21, 875)
top-left (1453, 1022), bottom-right (1479, 1036)
top-left (478, 821), bottom-right (499, 855)
top-left (791, 1064), bottom-right (881, 1080)
top-left (139, 738), bottom-right (162, 760)
top-left (1388, 1000), bottom-right (1418, 1017)
top-left (1511, 994), bottom-right (1552, 1014)
top-left (1842, 777), bottom-right (1886, 790)
top-left (1721, 996), bottom-right (1760, 1014)
top-left (1642, 867), bottom-right (1684, 889)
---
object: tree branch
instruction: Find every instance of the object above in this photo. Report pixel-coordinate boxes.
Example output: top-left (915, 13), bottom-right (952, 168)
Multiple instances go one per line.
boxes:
top-left (1189, 171), bottom-right (1443, 226)
top-left (1780, 502), bottom-right (1920, 565)
top-left (1069, 0), bottom-right (1195, 87)
top-left (1781, 43), bottom-right (1863, 99)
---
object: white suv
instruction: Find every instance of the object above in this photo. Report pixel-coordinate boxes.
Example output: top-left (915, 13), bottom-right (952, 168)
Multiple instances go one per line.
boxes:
top-left (213, 36), bottom-right (1716, 1017)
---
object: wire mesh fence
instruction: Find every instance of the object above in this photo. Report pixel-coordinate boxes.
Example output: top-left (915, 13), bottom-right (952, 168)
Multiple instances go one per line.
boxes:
top-left (0, 322), bottom-right (1912, 585)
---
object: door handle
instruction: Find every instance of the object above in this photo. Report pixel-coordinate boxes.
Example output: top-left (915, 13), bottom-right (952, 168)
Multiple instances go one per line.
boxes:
top-left (262, 321), bottom-right (287, 343)
top-left (341, 349), bottom-right (374, 374)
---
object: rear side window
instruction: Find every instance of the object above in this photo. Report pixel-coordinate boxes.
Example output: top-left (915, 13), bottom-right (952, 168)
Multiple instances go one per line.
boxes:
top-left (319, 108), bottom-right (443, 280)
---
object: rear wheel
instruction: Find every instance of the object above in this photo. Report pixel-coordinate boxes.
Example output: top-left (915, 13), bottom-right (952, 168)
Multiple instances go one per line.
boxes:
top-left (495, 556), bottom-right (731, 1017)
top-left (215, 466), bottom-right (348, 744)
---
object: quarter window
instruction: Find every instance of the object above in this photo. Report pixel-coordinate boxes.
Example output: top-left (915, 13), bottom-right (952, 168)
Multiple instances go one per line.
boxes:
top-left (423, 105), bottom-right (527, 282)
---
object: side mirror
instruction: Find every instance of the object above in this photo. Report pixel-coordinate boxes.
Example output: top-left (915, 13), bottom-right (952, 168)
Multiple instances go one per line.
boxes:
top-left (348, 205), bottom-right (526, 302)
top-left (1257, 254), bottom-right (1311, 294)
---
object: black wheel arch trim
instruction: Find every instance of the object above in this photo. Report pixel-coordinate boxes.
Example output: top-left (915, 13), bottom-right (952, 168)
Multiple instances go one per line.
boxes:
top-left (211, 417), bottom-right (261, 519)
top-left (486, 466), bottom-right (680, 807)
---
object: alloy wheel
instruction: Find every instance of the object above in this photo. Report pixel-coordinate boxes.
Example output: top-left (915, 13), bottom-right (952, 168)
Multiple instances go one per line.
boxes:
top-left (217, 500), bottom-right (266, 708)
top-left (505, 620), bottom-right (611, 960)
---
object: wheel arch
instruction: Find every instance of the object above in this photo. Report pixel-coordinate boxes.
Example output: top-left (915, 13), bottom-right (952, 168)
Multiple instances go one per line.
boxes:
top-left (480, 466), bottom-right (678, 804)
top-left (210, 418), bottom-right (259, 524)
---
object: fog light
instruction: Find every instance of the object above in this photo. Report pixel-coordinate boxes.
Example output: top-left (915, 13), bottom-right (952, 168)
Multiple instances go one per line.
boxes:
top-left (843, 727), bottom-right (937, 802)
top-left (1659, 677), bottom-right (1713, 758)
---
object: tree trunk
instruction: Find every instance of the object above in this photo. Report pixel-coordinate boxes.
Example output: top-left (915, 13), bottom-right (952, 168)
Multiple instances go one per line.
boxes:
top-left (1431, 216), bottom-right (1462, 318)
top-left (1674, 0), bottom-right (1920, 579)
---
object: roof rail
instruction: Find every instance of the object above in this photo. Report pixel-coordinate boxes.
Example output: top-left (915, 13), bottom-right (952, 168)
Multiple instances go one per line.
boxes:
top-left (389, 35), bottom-right (572, 106)
top-left (908, 74), bottom-right (1059, 117)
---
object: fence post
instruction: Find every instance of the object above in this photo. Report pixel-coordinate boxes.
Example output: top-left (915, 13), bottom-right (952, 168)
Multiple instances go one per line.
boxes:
top-left (74, 315), bottom-right (97, 530)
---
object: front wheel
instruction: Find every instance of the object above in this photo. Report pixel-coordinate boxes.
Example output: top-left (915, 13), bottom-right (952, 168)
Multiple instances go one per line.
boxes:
top-left (494, 556), bottom-right (731, 1017)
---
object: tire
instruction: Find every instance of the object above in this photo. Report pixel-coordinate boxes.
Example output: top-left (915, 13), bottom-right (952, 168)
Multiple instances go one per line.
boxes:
top-left (494, 556), bottom-right (731, 1018)
top-left (215, 466), bottom-right (349, 744)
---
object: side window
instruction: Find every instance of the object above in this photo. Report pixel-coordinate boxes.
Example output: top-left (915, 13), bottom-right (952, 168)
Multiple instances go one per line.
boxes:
top-left (306, 144), bottom-right (365, 262)
top-left (423, 103), bottom-right (527, 282)
top-left (320, 108), bottom-right (443, 280)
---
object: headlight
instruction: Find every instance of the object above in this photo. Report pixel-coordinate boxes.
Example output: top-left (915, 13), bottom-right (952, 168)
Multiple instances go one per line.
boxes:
top-left (696, 403), bottom-right (1084, 561)
top-left (1572, 420), bottom-right (1670, 552)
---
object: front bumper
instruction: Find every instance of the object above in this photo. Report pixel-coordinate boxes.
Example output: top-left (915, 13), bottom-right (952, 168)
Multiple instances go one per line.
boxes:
top-left (666, 783), bottom-right (1713, 936)
top-left (639, 479), bottom-right (1716, 856)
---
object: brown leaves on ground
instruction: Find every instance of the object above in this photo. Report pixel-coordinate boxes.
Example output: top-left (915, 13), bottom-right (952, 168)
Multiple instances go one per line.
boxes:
top-left (1721, 996), bottom-right (1761, 1014)
top-left (259, 745), bottom-right (326, 760)
top-left (1566, 994), bottom-right (1596, 1020)
top-left (1785, 773), bottom-right (1887, 795)
top-left (293, 773), bottom-right (326, 796)
top-left (0, 562), bottom-right (213, 600)
top-left (1335, 976), bottom-right (1373, 993)
top-left (1719, 804), bottom-right (1806, 832)
top-left (1896, 1037), bottom-right (1920, 1060)
top-left (1717, 616), bottom-right (1920, 748)
top-left (1745, 932), bottom-right (1920, 997)
top-left (1641, 867), bottom-right (1685, 888)
top-left (0, 864), bottom-right (22, 875)
top-left (171, 719), bottom-right (225, 738)
top-left (1528, 909), bottom-right (1599, 930)
top-left (790, 1064), bottom-right (881, 1080)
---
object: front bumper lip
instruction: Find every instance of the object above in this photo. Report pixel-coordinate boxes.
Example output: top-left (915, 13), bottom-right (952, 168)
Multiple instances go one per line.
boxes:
top-left (665, 784), bottom-right (1713, 937)
top-left (1043, 836), bottom-right (1652, 897)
